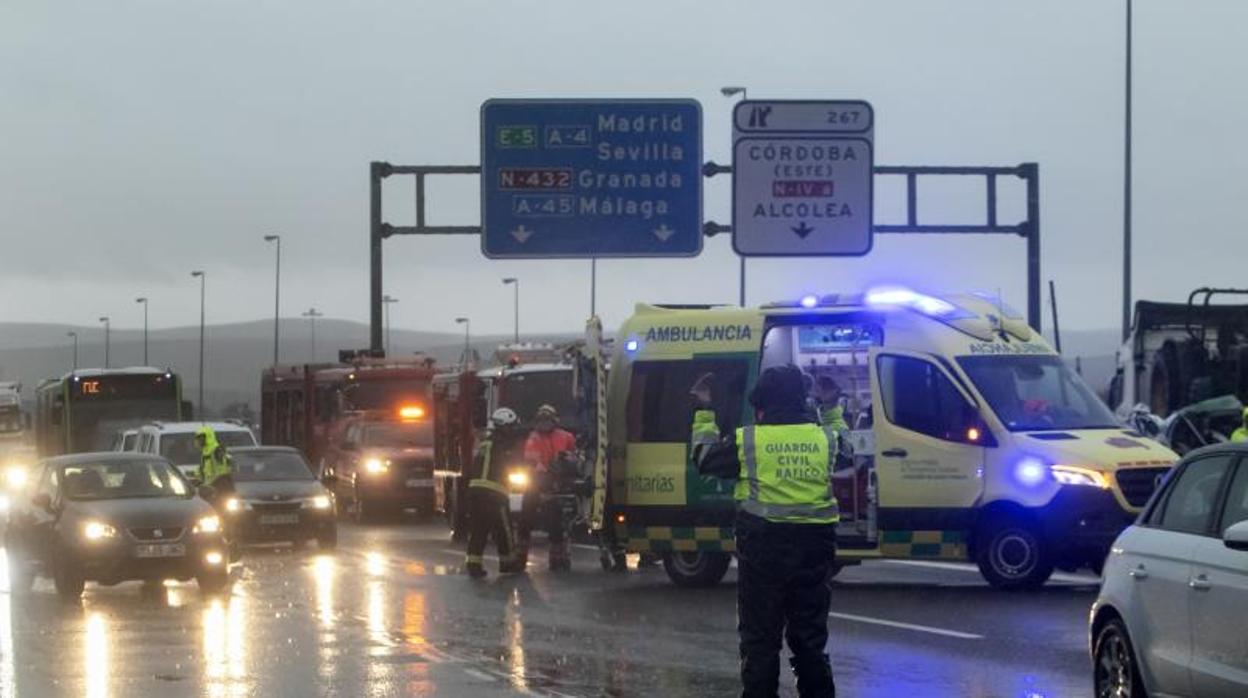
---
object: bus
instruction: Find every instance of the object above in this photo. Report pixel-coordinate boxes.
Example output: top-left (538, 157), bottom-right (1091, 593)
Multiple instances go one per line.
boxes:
top-left (0, 382), bottom-right (26, 453)
top-left (35, 368), bottom-right (185, 456)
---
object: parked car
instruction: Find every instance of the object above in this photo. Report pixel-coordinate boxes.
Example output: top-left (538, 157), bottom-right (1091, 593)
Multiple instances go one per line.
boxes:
top-left (134, 421), bottom-right (257, 479)
top-left (5, 452), bottom-right (230, 599)
top-left (1091, 442), bottom-right (1248, 697)
top-left (222, 447), bottom-right (337, 548)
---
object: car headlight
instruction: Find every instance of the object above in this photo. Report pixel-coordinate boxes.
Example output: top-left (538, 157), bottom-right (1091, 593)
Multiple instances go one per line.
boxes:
top-left (82, 520), bottom-right (118, 541)
top-left (193, 515), bottom-right (223, 534)
top-left (507, 469), bottom-right (530, 490)
top-left (4, 465), bottom-right (28, 491)
top-left (364, 458), bottom-right (389, 474)
top-left (224, 497), bottom-right (243, 513)
top-left (304, 495), bottom-right (332, 510)
top-left (1051, 465), bottom-right (1109, 489)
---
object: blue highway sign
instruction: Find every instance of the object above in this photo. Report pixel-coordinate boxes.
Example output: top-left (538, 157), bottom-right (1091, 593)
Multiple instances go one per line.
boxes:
top-left (481, 99), bottom-right (703, 258)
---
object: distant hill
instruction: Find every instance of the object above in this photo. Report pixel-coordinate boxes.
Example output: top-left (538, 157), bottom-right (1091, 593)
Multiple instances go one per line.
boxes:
top-left (0, 319), bottom-right (1127, 415)
top-left (0, 319), bottom-right (577, 415)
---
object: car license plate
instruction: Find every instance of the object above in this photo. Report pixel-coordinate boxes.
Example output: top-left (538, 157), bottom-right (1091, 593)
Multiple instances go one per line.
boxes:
top-left (135, 543), bottom-right (185, 558)
top-left (405, 478), bottom-right (434, 488)
top-left (260, 514), bottom-right (299, 525)
top-left (508, 494), bottom-right (524, 514)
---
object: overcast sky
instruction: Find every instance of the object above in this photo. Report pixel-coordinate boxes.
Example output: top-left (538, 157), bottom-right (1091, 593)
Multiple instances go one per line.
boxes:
top-left (2, 0), bottom-right (1245, 337)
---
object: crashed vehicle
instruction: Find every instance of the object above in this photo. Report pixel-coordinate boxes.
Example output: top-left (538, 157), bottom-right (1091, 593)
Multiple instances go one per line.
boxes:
top-left (1148, 395), bottom-right (1245, 456)
top-left (1108, 288), bottom-right (1248, 420)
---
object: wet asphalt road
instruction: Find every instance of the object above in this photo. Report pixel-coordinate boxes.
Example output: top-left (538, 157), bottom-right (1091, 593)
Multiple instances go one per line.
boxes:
top-left (0, 522), bottom-right (1099, 697)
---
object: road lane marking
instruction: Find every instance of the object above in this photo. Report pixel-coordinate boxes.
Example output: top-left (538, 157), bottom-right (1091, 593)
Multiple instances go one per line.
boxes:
top-left (878, 559), bottom-right (1099, 584)
top-left (463, 668), bottom-right (497, 682)
top-left (829, 611), bottom-right (984, 640)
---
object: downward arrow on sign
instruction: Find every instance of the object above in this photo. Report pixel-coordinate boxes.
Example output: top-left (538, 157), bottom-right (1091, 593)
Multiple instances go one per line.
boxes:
top-left (653, 224), bottom-right (675, 242)
top-left (791, 221), bottom-right (815, 239)
top-left (511, 225), bottom-right (534, 243)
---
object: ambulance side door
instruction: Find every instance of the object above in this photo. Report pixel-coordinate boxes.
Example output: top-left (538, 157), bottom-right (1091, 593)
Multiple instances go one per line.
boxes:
top-left (870, 349), bottom-right (987, 518)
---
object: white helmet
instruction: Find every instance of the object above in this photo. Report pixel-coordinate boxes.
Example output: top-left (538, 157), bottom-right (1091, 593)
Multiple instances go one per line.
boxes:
top-left (491, 407), bottom-right (519, 427)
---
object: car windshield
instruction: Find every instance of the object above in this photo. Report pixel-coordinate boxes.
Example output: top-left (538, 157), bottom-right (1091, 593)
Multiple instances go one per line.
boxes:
top-left (231, 452), bottom-right (315, 482)
top-left (957, 355), bottom-right (1121, 432)
top-left (499, 370), bottom-right (579, 430)
top-left (362, 422), bottom-right (433, 448)
top-left (159, 430), bottom-right (256, 465)
top-left (60, 460), bottom-right (191, 500)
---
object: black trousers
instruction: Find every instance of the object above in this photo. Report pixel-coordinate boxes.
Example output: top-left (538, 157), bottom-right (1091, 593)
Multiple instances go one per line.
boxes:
top-left (735, 512), bottom-right (837, 698)
top-left (465, 487), bottom-right (515, 569)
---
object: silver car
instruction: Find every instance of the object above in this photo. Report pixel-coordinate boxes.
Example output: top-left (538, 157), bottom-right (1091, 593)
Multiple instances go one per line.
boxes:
top-left (1090, 443), bottom-right (1248, 697)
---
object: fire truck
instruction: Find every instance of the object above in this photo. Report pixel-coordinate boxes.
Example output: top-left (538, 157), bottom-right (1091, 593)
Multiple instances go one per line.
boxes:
top-left (432, 344), bottom-right (582, 537)
top-left (260, 352), bottom-right (437, 476)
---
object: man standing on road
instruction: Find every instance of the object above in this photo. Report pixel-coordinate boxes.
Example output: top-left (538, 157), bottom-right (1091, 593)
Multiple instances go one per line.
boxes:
top-left (195, 426), bottom-right (231, 488)
top-left (522, 404), bottom-right (577, 570)
top-left (464, 408), bottom-right (523, 579)
top-left (691, 365), bottom-right (839, 698)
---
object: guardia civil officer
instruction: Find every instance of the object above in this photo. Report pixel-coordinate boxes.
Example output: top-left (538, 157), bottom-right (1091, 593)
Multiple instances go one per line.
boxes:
top-left (691, 365), bottom-right (838, 698)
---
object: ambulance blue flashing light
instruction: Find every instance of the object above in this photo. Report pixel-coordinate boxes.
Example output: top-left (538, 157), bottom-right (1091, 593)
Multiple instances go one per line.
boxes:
top-left (799, 294), bottom-right (819, 309)
top-left (624, 339), bottom-right (640, 353)
top-left (865, 286), bottom-right (967, 319)
top-left (1015, 458), bottom-right (1048, 487)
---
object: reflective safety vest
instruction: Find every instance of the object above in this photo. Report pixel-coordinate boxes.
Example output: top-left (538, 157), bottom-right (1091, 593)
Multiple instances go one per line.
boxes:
top-left (734, 424), bottom-right (839, 524)
top-left (469, 438), bottom-right (508, 495)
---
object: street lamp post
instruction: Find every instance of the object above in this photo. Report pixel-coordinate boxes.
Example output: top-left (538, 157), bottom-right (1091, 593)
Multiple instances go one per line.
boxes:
top-left (98, 316), bottom-right (110, 368)
top-left (191, 271), bottom-right (206, 417)
top-left (264, 234), bottom-right (281, 364)
top-left (502, 277), bottom-right (519, 343)
top-left (455, 317), bottom-right (471, 367)
top-left (67, 331), bottom-right (78, 371)
top-left (382, 295), bottom-right (398, 355)
top-left (301, 308), bottom-right (323, 361)
top-left (135, 297), bottom-right (149, 365)
top-left (721, 86), bottom-right (749, 307)
top-left (1122, 0), bottom-right (1133, 342)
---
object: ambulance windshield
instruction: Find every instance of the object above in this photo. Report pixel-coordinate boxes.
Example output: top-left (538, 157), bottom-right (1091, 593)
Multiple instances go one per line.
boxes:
top-left (957, 355), bottom-right (1120, 432)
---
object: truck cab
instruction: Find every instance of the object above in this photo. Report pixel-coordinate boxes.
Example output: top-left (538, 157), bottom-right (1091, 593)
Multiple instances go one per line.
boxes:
top-left (601, 288), bottom-right (1178, 589)
top-left (433, 352), bottom-right (579, 537)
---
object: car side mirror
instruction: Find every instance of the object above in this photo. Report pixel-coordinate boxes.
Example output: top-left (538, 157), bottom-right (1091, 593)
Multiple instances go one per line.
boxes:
top-left (1224, 520), bottom-right (1248, 551)
top-left (31, 493), bottom-right (52, 512)
top-left (197, 485), bottom-right (217, 501)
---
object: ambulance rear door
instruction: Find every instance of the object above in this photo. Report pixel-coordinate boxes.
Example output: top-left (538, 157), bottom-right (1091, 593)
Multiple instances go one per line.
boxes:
top-left (869, 348), bottom-right (989, 556)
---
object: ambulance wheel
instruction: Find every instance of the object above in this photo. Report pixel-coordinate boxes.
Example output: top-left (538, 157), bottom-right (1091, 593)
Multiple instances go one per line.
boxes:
top-left (975, 516), bottom-right (1054, 591)
top-left (662, 552), bottom-right (731, 588)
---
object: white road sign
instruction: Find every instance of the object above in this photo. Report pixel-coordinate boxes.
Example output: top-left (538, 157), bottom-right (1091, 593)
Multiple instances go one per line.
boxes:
top-left (731, 100), bottom-right (874, 256)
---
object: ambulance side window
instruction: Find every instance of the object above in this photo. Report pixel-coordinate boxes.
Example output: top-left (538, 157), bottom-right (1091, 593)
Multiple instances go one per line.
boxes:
top-left (877, 355), bottom-right (976, 443)
top-left (627, 359), bottom-right (749, 443)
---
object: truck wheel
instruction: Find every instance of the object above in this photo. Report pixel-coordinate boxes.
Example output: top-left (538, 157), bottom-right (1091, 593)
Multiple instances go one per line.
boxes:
top-left (354, 490), bottom-right (376, 524)
top-left (52, 551), bottom-right (85, 601)
top-left (197, 569), bottom-right (231, 594)
top-left (662, 551), bottom-right (731, 588)
top-left (317, 526), bottom-right (339, 550)
top-left (975, 516), bottom-right (1054, 590)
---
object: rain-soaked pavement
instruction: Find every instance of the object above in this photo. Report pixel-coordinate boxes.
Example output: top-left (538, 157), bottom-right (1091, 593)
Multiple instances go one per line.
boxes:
top-left (0, 522), bottom-right (1098, 697)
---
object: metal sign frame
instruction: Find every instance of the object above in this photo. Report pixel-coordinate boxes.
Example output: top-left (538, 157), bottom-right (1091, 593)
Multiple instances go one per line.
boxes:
top-left (368, 160), bottom-right (1040, 354)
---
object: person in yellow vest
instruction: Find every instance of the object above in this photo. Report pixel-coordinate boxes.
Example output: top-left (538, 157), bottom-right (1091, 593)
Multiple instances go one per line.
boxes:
top-left (691, 365), bottom-right (838, 698)
top-left (195, 426), bottom-right (231, 487)
top-left (464, 408), bottom-right (523, 579)
top-left (1232, 407), bottom-right (1248, 442)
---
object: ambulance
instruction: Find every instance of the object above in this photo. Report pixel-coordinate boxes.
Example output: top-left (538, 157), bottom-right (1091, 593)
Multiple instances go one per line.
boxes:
top-left (592, 288), bottom-right (1178, 589)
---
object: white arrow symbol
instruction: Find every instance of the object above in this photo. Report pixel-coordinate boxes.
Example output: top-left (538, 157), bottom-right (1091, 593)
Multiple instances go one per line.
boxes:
top-left (510, 225), bottom-right (534, 244)
top-left (653, 223), bottom-right (675, 242)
